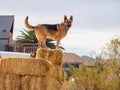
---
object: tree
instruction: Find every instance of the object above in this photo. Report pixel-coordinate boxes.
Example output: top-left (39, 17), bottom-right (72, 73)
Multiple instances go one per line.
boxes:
top-left (16, 29), bottom-right (64, 49)
top-left (101, 37), bottom-right (120, 59)
top-left (16, 29), bottom-right (37, 43)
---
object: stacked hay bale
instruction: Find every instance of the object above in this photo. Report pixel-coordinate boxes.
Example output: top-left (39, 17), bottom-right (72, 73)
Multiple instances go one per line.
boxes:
top-left (0, 48), bottom-right (69, 90)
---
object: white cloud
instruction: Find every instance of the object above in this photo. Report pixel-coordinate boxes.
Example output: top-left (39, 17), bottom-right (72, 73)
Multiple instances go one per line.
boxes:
top-left (61, 30), bottom-right (119, 52)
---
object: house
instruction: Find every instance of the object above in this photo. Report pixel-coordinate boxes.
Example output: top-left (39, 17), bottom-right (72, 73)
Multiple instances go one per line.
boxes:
top-left (62, 52), bottom-right (85, 76)
top-left (0, 15), bottom-right (14, 51)
top-left (63, 52), bottom-right (84, 67)
top-left (62, 53), bottom-right (94, 76)
top-left (63, 53), bottom-right (94, 67)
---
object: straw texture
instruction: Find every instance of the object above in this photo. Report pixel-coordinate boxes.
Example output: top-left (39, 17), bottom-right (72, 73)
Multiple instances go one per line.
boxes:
top-left (36, 48), bottom-right (63, 66)
top-left (0, 48), bottom-right (69, 90)
top-left (0, 58), bottom-right (50, 76)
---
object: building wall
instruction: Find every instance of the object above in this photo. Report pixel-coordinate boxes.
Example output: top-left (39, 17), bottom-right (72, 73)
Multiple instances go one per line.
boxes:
top-left (0, 15), bottom-right (14, 50)
top-left (0, 39), bottom-right (8, 51)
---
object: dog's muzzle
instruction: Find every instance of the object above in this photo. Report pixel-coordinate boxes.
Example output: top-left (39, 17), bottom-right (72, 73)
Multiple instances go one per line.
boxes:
top-left (67, 24), bottom-right (71, 27)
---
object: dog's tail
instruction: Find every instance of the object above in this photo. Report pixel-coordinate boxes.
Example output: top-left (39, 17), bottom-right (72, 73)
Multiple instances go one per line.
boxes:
top-left (24, 16), bottom-right (35, 31)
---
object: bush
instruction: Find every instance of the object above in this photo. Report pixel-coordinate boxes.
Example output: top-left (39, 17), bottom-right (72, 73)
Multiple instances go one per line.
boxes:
top-left (68, 60), bottom-right (120, 90)
top-left (68, 37), bottom-right (120, 90)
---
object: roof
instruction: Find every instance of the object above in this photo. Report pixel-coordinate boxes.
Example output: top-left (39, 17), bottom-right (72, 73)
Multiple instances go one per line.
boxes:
top-left (63, 53), bottom-right (84, 63)
top-left (63, 52), bottom-right (94, 66)
top-left (0, 15), bottom-right (14, 38)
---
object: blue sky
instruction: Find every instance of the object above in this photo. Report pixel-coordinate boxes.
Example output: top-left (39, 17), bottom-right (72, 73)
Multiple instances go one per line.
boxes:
top-left (0, 0), bottom-right (120, 56)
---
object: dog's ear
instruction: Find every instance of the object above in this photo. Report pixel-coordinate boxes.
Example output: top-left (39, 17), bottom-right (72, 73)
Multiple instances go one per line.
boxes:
top-left (70, 15), bottom-right (73, 21)
top-left (64, 15), bottom-right (67, 21)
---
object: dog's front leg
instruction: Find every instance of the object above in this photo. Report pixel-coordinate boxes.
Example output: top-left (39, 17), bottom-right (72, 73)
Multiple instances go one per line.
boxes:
top-left (42, 40), bottom-right (47, 48)
top-left (56, 38), bottom-right (61, 49)
top-left (38, 41), bottom-right (42, 48)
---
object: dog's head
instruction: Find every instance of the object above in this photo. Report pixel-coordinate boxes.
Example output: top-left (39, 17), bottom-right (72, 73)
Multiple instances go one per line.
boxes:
top-left (63, 15), bottom-right (73, 28)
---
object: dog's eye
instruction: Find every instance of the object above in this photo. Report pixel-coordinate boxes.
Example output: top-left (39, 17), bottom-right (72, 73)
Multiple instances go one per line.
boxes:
top-left (68, 21), bottom-right (71, 23)
top-left (67, 21), bottom-right (71, 24)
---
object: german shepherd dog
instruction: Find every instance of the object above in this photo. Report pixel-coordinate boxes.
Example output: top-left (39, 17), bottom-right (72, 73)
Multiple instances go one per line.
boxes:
top-left (24, 15), bottom-right (73, 49)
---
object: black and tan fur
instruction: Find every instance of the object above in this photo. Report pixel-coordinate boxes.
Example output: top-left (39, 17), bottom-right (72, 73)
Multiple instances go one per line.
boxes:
top-left (24, 15), bottom-right (73, 49)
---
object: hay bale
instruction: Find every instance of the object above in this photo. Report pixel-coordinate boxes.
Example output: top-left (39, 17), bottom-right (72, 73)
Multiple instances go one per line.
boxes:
top-left (36, 48), bottom-right (48, 59)
top-left (48, 64), bottom-right (65, 84)
top-left (47, 49), bottom-right (63, 66)
top-left (55, 49), bottom-right (63, 66)
top-left (47, 61), bottom-right (57, 78)
top-left (34, 77), bottom-right (42, 90)
top-left (0, 74), bottom-right (68, 90)
top-left (56, 66), bottom-right (66, 84)
top-left (0, 75), bottom-right (5, 90)
top-left (36, 48), bottom-right (63, 66)
top-left (0, 58), bottom-right (50, 76)
top-left (0, 57), bottom-right (65, 78)
top-left (5, 74), bottom-right (21, 90)
top-left (61, 82), bottom-right (70, 90)
top-left (21, 76), bottom-right (30, 90)
top-left (29, 76), bottom-right (37, 90)
top-left (0, 48), bottom-right (69, 90)
top-left (45, 77), bottom-right (61, 90)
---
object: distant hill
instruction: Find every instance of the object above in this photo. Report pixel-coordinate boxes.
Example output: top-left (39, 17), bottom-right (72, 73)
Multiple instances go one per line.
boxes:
top-left (82, 55), bottom-right (94, 66)
top-left (82, 55), bottom-right (91, 60)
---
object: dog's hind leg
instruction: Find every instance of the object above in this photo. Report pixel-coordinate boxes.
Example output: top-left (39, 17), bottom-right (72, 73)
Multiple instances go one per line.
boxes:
top-left (41, 37), bottom-right (47, 48)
